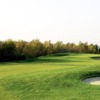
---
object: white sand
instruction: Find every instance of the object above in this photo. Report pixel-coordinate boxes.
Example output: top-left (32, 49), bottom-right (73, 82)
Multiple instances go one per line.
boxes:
top-left (83, 77), bottom-right (100, 85)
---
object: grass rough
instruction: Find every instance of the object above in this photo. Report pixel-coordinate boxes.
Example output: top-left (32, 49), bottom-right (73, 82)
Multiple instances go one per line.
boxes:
top-left (0, 53), bottom-right (100, 100)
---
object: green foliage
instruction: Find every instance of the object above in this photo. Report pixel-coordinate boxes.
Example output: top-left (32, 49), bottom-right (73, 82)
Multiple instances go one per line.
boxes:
top-left (54, 41), bottom-right (66, 53)
top-left (0, 39), bottom-right (99, 62)
top-left (0, 39), bottom-right (17, 61)
top-left (43, 41), bottom-right (54, 54)
top-left (15, 40), bottom-right (26, 54)
top-left (23, 39), bottom-right (44, 58)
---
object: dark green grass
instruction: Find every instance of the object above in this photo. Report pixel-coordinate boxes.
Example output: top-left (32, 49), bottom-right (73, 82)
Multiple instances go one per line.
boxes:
top-left (0, 53), bottom-right (100, 100)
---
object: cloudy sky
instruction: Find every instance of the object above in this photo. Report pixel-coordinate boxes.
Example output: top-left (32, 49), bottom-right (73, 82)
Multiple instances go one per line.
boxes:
top-left (0, 0), bottom-right (100, 44)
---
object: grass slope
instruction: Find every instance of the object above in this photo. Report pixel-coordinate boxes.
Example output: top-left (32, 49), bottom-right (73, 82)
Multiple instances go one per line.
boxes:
top-left (0, 53), bottom-right (100, 100)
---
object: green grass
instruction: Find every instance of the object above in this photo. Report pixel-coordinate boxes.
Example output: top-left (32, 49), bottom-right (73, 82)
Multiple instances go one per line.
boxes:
top-left (0, 53), bottom-right (100, 100)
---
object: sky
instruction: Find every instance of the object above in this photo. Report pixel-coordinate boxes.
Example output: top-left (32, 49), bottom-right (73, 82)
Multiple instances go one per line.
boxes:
top-left (0, 0), bottom-right (100, 44)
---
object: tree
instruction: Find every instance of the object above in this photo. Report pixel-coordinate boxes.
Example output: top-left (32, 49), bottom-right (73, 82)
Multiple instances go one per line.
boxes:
top-left (43, 41), bottom-right (54, 54)
top-left (65, 42), bottom-right (76, 52)
top-left (3, 39), bottom-right (17, 61)
top-left (15, 40), bottom-right (27, 60)
top-left (88, 44), bottom-right (97, 53)
top-left (23, 39), bottom-right (44, 58)
top-left (78, 42), bottom-right (88, 53)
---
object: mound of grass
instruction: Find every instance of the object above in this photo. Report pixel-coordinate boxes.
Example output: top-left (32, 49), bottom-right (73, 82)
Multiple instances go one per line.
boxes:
top-left (0, 53), bottom-right (100, 100)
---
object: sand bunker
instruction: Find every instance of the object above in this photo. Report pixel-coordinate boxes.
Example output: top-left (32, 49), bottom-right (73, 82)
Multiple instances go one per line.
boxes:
top-left (83, 77), bottom-right (100, 85)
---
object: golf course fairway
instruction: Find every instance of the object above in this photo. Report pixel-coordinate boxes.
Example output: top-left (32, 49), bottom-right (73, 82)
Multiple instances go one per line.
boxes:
top-left (0, 53), bottom-right (100, 100)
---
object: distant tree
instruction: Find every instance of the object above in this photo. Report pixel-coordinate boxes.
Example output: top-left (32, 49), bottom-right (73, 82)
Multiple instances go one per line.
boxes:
top-left (94, 45), bottom-right (99, 53)
top-left (88, 44), bottom-right (97, 53)
top-left (54, 41), bottom-right (65, 53)
top-left (98, 47), bottom-right (100, 54)
top-left (15, 40), bottom-right (27, 60)
top-left (3, 39), bottom-right (17, 61)
top-left (43, 41), bottom-right (54, 54)
top-left (0, 38), bottom-right (99, 62)
top-left (15, 40), bottom-right (26, 54)
top-left (0, 41), bottom-right (4, 61)
top-left (23, 39), bottom-right (44, 58)
top-left (78, 42), bottom-right (88, 53)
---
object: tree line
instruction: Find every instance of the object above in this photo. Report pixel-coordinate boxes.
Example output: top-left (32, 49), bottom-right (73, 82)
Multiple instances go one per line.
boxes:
top-left (0, 39), bottom-right (100, 62)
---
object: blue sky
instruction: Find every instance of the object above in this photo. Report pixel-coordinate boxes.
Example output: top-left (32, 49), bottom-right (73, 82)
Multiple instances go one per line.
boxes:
top-left (0, 0), bottom-right (100, 44)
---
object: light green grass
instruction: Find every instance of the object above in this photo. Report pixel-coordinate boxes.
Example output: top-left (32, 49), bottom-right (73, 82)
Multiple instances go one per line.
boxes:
top-left (0, 53), bottom-right (100, 100)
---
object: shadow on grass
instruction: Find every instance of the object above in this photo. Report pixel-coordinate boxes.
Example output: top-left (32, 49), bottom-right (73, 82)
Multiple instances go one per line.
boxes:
top-left (80, 71), bottom-right (100, 80)
top-left (15, 57), bottom-right (83, 64)
top-left (0, 53), bottom-right (83, 64)
top-left (52, 53), bottom-right (82, 57)
top-left (52, 53), bottom-right (70, 57)
top-left (91, 56), bottom-right (100, 60)
top-left (15, 58), bottom-right (70, 63)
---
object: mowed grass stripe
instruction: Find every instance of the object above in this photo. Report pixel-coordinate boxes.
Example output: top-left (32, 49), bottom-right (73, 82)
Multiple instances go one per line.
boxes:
top-left (0, 53), bottom-right (100, 100)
